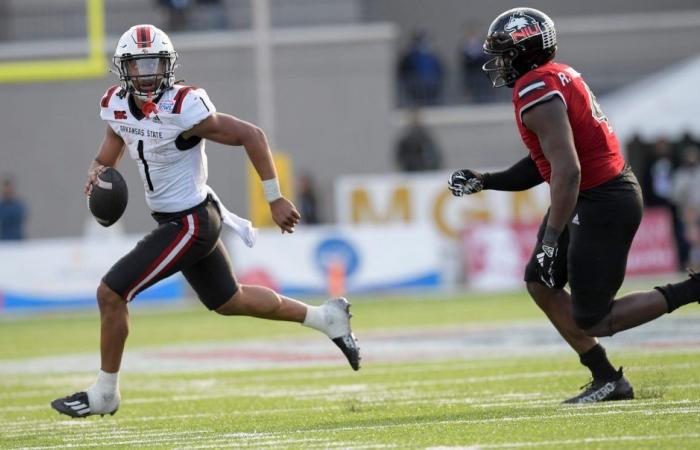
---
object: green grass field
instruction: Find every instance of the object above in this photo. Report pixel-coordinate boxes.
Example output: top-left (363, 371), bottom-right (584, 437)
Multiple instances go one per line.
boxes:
top-left (2, 289), bottom-right (700, 449)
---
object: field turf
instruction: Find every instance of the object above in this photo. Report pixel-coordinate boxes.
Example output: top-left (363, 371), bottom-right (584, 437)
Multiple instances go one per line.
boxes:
top-left (1, 289), bottom-right (699, 449)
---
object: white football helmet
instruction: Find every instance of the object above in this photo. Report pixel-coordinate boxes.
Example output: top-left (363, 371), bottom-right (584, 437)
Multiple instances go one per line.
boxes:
top-left (112, 24), bottom-right (178, 99)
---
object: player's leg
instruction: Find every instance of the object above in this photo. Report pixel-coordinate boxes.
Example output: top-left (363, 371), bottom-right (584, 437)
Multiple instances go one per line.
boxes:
top-left (562, 183), bottom-right (646, 403)
top-left (583, 290), bottom-right (668, 337)
top-left (49, 281), bottom-right (128, 419)
top-left (525, 282), bottom-right (597, 354)
top-left (183, 241), bottom-right (361, 370)
top-left (524, 214), bottom-right (601, 353)
top-left (524, 212), bottom-right (623, 403)
top-left (614, 274), bottom-right (700, 331)
top-left (96, 282), bottom-right (129, 374)
top-left (525, 282), bottom-right (623, 398)
top-left (578, 212), bottom-right (700, 336)
top-left (51, 199), bottom-right (221, 418)
top-left (565, 179), bottom-right (672, 338)
top-left (589, 267), bottom-right (700, 335)
top-left (216, 284), bottom-right (306, 322)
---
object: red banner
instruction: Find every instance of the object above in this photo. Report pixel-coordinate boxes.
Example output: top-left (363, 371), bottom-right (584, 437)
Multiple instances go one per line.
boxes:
top-left (627, 207), bottom-right (678, 275)
top-left (463, 208), bottom-right (677, 290)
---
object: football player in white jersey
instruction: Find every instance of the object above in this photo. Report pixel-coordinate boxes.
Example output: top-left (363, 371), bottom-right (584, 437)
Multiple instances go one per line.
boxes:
top-left (51, 24), bottom-right (361, 418)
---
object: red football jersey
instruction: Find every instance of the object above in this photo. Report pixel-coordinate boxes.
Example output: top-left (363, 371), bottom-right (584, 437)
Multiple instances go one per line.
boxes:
top-left (512, 61), bottom-right (625, 191)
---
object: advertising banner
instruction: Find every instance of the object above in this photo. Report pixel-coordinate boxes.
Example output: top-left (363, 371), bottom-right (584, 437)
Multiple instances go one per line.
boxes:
top-left (0, 236), bottom-right (183, 311)
top-left (625, 208), bottom-right (678, 275)
top-left (228, 224), bottom-right (443, 296)
top-left (335, 171), bottom-right (550, 240)
top-left (462, 207), bottom-right (678, 291)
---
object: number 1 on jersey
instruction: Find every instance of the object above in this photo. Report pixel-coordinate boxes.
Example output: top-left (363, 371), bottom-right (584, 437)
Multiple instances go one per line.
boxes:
top-left (137, 140), bottom-right (155, 191)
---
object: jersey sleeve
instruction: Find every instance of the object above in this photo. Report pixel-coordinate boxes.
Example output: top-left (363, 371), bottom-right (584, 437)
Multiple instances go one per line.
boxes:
top-left (514, 72), bottom-right (566, 122)
top-left (98, 85), bottom-right (122, 133)
top-left (176, 87), bottom-right (217, 130)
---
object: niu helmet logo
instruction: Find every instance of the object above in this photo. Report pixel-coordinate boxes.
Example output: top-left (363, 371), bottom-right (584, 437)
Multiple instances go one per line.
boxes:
top-left (114, 111), bottom-right (127, 120)
top-left (504, 14), bottom-right (542, 43)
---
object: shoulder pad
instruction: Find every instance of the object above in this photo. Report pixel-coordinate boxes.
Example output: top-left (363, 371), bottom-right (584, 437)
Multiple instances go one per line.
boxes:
top-left (172, 85), bottom-right (196, 114)
top-left (514, 70), bottom-right (565, 121)
top-left (170, 86), bottom-right (216, 130)
top-left (100, 85), bottom-right (122, 108)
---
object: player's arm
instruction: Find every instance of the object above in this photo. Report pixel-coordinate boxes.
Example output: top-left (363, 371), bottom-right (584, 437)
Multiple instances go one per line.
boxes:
top-left (483, 156), bottom-right (543, 191)
top-left (85, 125), bottom-right (125, 196)
top-left (185, 112), bottom-right (301, 233)
top-left (184, 112), bottom-right (275, 177)
top-left (448, 156), bottom-right (543, 196)
top-left (522, 97), bottom-right (580, 242)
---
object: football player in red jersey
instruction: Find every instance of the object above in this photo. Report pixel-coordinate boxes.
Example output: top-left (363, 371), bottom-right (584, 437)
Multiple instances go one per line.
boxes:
top-left (449, 8), bottom-right (700, 404)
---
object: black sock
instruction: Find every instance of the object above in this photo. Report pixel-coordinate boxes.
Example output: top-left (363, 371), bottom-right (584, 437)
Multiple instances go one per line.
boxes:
top-left (579, 344), bottom-right (618, 381)
top-left (656, 274), bottom-right (700, 312)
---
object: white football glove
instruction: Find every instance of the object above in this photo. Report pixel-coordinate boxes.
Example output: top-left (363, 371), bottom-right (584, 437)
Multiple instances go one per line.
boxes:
top-left (448, 169), bottom-right (484, 197)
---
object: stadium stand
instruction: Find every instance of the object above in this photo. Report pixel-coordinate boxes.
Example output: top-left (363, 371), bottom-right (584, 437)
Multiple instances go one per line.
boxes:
top-left (1, 1), bottom-right (700, 238)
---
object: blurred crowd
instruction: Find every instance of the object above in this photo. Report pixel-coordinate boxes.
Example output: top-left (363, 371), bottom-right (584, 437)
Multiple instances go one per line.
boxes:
top-left (156, 0), bottom-right (228, 32)
top-left (396, 26), bottom-right (496, 107)
top-left (629, 134), bottom-right (700, 270)
top-left (0, 178), bottom-right (26, 241)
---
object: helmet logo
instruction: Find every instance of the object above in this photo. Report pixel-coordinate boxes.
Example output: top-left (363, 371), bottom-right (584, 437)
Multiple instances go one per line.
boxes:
top-left (504, 14), bottom-right (542, 43)
top-left (136, 26), bottom-right (153, 49)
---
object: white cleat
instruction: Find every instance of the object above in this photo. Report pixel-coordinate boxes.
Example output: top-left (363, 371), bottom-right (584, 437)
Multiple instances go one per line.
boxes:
top-left (323, 298), bottom-right (361, 371)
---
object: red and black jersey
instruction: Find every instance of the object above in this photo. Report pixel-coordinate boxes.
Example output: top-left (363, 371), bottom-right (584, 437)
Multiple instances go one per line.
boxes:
top-left (512, 61), bottom-right (625, 191)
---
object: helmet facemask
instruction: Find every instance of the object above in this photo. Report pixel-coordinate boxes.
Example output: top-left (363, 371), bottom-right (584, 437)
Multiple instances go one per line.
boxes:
top-left (482, 48), bottom-right (519, 88)
top-left (115, 53), bottom-right (176, 100)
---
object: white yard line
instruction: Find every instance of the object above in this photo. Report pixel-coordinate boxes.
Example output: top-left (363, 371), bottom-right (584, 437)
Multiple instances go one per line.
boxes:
top-left (3, 371), bottom-right (700, 418)
top-left (2, 316), bottom-right (699, 375)
top-left (5, 396), bottom-right (700, 439)
top-left (21, 408), bottom-right (698, 450)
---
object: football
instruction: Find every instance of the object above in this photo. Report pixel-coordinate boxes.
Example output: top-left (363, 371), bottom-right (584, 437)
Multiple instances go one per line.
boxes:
top-left (88, 167), bottom-right (128, 227)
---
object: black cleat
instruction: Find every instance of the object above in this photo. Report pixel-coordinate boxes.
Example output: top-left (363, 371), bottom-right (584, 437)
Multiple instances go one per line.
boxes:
top-left (51, 391), bottom-right (118, 418)
top-left (332, 334), bottom-right (361, 371)
top-left (324, 298), bottom-right (361, 371)
top-left (562, 368), bottom-right (634, 404)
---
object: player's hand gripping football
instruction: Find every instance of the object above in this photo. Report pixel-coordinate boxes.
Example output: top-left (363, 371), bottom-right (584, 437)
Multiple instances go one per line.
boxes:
top-left (84, 164), bottom-right (106, 196)
top-left (448, 169), bottom-right (484, 197)
top-left (536, 241), bottom-right (558, 288)
top-left (270, 197), bottom-right (301, 233)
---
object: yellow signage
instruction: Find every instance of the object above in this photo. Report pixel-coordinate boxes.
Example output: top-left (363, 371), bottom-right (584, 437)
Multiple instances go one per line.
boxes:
top-left (0, 0), bottom-right (107, 83)
top-left (339, 174), bottom-right (549, 239)
top-left (248, 153), bottom-right (293, 228)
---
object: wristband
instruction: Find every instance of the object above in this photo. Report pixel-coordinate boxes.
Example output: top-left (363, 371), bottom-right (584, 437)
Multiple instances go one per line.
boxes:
top-left (262, 177), bottom-right (282, 203)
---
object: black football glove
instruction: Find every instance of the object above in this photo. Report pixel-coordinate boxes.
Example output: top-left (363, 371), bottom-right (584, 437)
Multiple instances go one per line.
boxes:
top-left (448, 169), bottom-right (484, 197)
top-left (535, 241), bottom-right (558, 288)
